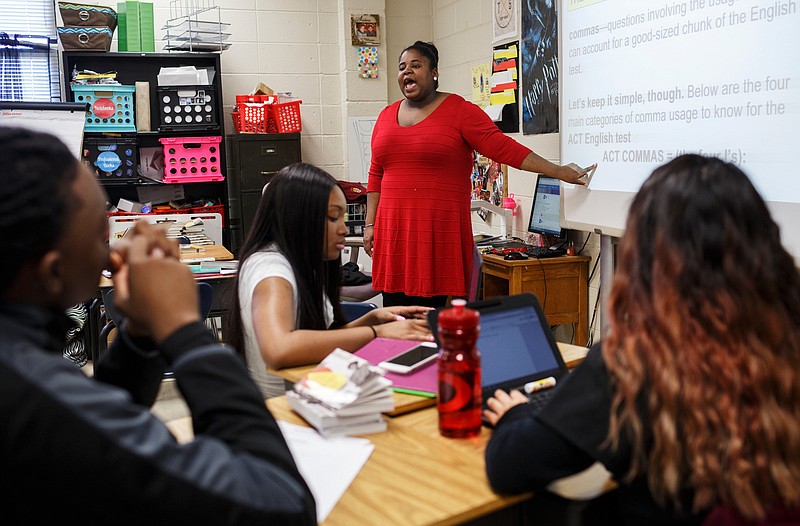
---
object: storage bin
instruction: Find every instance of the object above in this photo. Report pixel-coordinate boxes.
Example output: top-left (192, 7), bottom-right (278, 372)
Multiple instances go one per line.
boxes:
top-left (232, 95), bottom-right (301, 134)
top-left (271, 100), bottom-right (302, 133)
top-left (71, 84), bottom-right (136, 131)
top-left (83, 136), bottom-right (138, 182)
top-left (157, 85), bottom-right (219, 131)
top-left (57, 26), bottom-right (114, 52)
top-left (159, 136), bottom-right (224, 183)
top-left (58, 2), bottom-right (118, 30)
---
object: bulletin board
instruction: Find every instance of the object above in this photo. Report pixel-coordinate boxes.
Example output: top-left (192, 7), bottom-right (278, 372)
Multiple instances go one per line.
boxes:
top-left (491, 41), bottom-right (519, 133)
top-left (470, 151), bottom-right (507, 220)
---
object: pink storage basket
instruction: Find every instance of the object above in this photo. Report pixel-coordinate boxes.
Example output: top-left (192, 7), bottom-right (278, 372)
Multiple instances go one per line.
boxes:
top-left (159, 136), bottom-right (224, 184)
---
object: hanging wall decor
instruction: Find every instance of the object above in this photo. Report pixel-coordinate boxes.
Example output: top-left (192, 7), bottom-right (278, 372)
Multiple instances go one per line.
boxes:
top-left (351, 14), bottom-right (380, 46)
top-left (358, 47), bottom-right (378, 78)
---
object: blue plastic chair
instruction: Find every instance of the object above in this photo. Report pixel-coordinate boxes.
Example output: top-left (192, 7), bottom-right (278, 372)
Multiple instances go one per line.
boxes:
top-left (98, 282), bottom-right (214, 356)
top-left (341, 301), bottom-right (377, 323)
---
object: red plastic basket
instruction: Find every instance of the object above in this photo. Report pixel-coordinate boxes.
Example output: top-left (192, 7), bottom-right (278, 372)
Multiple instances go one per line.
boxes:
top-left (270, 100), bottom-right (302, 133)
top-left (236, 102), bottom-right (277, 133)
top-left (232, 95), bottom-right (301, 134)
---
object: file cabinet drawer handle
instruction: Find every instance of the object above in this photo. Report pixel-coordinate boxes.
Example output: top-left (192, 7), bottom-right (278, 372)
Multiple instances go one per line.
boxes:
top-left (261, 171), bottom-right (276, 178)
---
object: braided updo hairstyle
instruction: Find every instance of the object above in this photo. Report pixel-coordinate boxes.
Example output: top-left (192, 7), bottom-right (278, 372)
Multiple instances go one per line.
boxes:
top-left (0, 127), bottom-right (80, 294)
top-left (400, 40), bottom-right (439, 70)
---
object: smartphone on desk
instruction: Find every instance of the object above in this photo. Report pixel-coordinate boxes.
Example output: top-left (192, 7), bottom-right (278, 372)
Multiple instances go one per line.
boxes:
top-left (379, 342), bottom-right (439, 374)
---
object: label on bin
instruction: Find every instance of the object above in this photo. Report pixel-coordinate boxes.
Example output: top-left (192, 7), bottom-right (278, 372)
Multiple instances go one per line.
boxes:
top-left (93, 98), bottom-right (116, 118)
top-left (96, 151), bottom-right (122, 172)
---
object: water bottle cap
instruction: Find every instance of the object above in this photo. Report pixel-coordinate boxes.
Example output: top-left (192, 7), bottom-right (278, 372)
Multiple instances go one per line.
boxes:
top-left (503, 194), bottom-right (517, 209)
top-left (438, 299), bottom-right (479, 330)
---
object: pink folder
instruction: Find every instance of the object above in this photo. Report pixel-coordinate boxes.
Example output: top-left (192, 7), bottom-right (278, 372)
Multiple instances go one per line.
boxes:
top-left (353, 338), bottom-right (437, 396)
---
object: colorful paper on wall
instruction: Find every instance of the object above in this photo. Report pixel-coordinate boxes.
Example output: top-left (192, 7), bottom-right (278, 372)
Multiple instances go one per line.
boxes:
top-left (490, 70), bottom-right (516, 92)
top-left (490, 44), bottom-right (519, 106)
top-left (490, 89), bottom-right (516, 105)
top-left (358, 47), bottom-right (378, 79)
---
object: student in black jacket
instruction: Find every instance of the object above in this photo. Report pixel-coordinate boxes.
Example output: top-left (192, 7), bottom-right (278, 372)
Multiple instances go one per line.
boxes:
top-left (0, 127), bottom-right (316, 525)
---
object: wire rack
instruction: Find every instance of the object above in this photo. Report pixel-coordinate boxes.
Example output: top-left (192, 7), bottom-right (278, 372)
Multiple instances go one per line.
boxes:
top-left (162, 0), bottom-right (231, 52)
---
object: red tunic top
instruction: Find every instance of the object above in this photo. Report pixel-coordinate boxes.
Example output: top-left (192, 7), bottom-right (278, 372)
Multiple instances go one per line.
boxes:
top-left (368, 94), bottom-right (531, 297)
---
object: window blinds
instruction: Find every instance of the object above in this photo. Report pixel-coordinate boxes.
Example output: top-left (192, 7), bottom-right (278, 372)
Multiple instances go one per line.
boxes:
top-left (0, 0), bottom-right (59, 102)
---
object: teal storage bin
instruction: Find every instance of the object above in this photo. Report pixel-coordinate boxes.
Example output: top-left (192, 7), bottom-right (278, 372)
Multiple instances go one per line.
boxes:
top-left (71, 84), bottom-right (136, 132)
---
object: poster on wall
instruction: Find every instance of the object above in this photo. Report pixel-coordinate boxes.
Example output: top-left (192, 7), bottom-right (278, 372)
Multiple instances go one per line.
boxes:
top-left (493, 0), bottom-right (517, 43)
top-left (471, 63), bottom-right (491, 105)
top-left (521, 0), bottom-right (558, 135)
top-left (347, 116), bottom-right (377, 182)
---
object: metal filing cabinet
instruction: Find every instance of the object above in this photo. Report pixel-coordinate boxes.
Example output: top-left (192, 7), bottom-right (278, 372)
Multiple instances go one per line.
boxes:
top-left (226, 133), bottom-right (301, 254)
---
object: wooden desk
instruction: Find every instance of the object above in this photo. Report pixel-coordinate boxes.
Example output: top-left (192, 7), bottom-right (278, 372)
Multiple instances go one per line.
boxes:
top-left (166, 399), bottom-right (529, 526)
top-left (270, 342), bottom-right (589, 417)
top-left (181, 244), bottom-right (235, 262)
top-left (167, 343), bottom-right (599, 526)
top-left (481, 254), bottom-right (590, 347)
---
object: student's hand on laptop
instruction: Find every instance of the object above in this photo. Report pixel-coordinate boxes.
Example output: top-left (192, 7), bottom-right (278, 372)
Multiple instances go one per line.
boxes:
top-left (483, 389), bottom-right (529, 427)
top-left (374, 318), bottom-right (434, 342)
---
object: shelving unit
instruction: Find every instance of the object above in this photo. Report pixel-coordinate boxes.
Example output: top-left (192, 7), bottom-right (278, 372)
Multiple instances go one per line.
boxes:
top-left (61, 51), bottom-right (232, 248)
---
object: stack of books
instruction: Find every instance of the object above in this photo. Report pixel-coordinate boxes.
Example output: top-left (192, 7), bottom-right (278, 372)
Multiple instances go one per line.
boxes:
top-left (287, 349), bottom-right (394, 437)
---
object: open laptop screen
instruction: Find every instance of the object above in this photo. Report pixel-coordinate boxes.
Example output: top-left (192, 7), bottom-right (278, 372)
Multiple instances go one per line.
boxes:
top-left (428, 293), bottom-right (567, 394)
top-left (479, 305), bottom-right (558, 387)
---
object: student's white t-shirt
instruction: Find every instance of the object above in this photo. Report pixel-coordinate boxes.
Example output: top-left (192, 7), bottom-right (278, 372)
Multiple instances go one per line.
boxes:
top-left (238, 246), bottom-right (333, 398)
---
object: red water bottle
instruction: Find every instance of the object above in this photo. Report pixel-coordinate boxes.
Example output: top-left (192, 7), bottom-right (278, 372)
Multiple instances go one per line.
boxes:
top-left (437, 299), bottom-right (481, 438)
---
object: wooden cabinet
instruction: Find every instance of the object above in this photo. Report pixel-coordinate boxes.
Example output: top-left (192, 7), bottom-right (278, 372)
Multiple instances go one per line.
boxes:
top-left (481, 254), bottom-right (591, 346)
top-left (226, 133), bottom-right (301, 254)
top-left (61, 51), bottom-right (231, 247)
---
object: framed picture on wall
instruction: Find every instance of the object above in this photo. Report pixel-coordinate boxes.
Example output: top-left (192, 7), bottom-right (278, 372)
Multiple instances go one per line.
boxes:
top-left (351, 14), bottom-right (380, 46)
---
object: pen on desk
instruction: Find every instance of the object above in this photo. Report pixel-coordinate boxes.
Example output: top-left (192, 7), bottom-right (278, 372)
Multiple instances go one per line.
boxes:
top-left (523, 376), bottom-right (556, 394)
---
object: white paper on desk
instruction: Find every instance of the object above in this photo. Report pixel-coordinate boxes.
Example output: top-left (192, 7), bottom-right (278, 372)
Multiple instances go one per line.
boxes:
top-left (278, 421), bottom-right (374, 522)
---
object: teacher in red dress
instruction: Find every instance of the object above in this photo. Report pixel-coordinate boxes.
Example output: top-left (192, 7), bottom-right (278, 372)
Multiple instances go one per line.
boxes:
top-left (364, 40), bottom-right (594, 308)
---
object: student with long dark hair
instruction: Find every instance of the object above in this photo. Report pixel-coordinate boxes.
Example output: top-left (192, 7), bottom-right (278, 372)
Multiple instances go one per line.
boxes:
top-left (484, 155), bottom-right (800, 524)
top-left (226, 162), bottom-right (432, 398)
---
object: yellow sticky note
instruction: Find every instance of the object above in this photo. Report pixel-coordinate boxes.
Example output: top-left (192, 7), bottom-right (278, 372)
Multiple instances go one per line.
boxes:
top-left (307, 371), bottom-right (347, 390)
top-left (490, 89), bottom-right (516, 105)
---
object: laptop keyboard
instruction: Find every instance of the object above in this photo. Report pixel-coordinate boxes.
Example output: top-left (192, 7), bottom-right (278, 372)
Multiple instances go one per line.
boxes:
top-left (482, 386), bottom-right (556, 427)
top-left (487, 241), bottom-right (568, 258)
top-left (526, 387), bottom-right (556, 414)
top-left (526, 246), bottom-right (567, 258)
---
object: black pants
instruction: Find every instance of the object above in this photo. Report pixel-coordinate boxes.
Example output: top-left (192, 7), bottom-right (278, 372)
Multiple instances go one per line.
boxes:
top-left (382, 291), bottom-right (449, 309)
